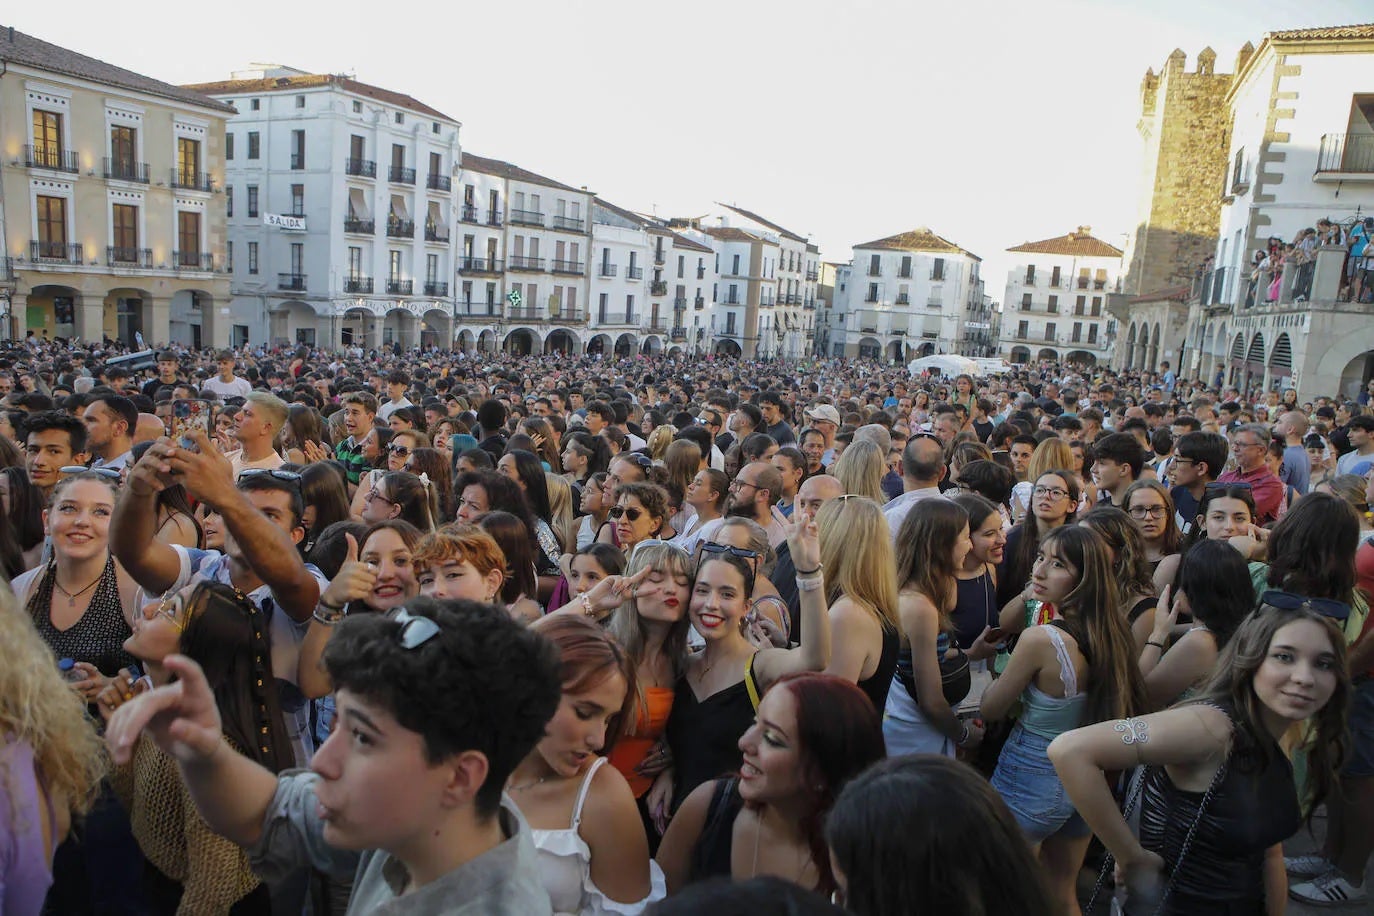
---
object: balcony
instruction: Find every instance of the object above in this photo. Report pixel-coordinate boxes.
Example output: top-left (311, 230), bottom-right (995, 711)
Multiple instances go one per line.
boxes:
top-left (424, 281), bottom-right (449, 296)
top-left (721, 293), bottom-right (741, 305)
top-left (30, 241), bottom-right (83, 264)
top-left (651, 281), bottom-right (668, 296)
top-left (1316, 133), bottom-right (1374, 177)
top-left (1094, 279), bottom-right (1107, 290)
top-left (427, 173), bottom-right (452, 191)
top-left (598, 312), bottom-right (637, 325)
top-left (458, 257), bottom-right (504, 275)
top-left (486, 209), bottom-right (503, 227)
top-left (103, 157), bottom-right (149, 183)
top-left (599, 263), bottom-right (618, 277)
top-left (424, 226), bottom-right (450, 243)
top-left (644, 318), bottom-right (668, 333)
top-left (653, 251), bottom-right (666, 265)
top-left (552, 259), bottom-right (584, 275)
top-left (867, 266), bottom-right (882, 277)
top-left (508, 256), bottom-right (545, 272)
top-left (930, 271), bottom-right (945, 282)
top-left (290, 154), bottom-right (304, 170)
top-left (806, 270), bottom-right (818, 282)
top-left (386, 279), bottom-right (414, 295)
top-left (343, 277), bottom-right (374, 294)
top-left (1076, 277), bottom-right (1090, 289)
top-left (389, 165), bottom-right (416, 184)
top-left (626, 266), bottom-right (644, 280)
top-left (345, 158), bottom-right (376, 178)
top-left (386, 219), bottom-right (415, 239)
top-left (694, 296), bottom-right (705, 309)
top-left (697, 266), bottom-right (706, 279)
top-left (458, 301), bottom-right (503, 318)
top-left (278, 272), bottom-right (307, 291)
top-left (898, 268), bottom-right (913, 279)
top-left (784, 294), bottom-right (801, 305)
top-left (171, 169), bottom-right (212, 192)
top-left (460, 204), bottom-right (480, 223)
top-left (107, 246), bottom-right (152, 268)
top-left (673, 296), bottom-right (688, 309)
top-left (895, 294), bottom-right (910, 305)
top-left (509, 208), bottom-right (544, 227)
top-left (670, 326), bottom-right (687, 341)
top-left (1049, 276), bottom-right (1064, 288)
top-left (175, 251), bottom-right (213, 272)
top-left (864, 294), bottom-right (879, 303)
top-left (344, 217), bottom-right (375, 234)
top-left (927, 297), bottom-right (944, 308)
top-left (24, 145), bottom-right (79, 172)
top-left (551, 215), bottom-right (585, 233)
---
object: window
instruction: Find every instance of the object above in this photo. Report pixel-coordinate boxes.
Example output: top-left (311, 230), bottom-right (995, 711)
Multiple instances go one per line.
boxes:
top-left (426, 253), bottom-right (438, 282)
top-left (177, 138), bottom-right (201, 185)
top-left (932, 258), bottom-right (945, 281)
top-left (1047, 294), bottom-right (1058, 312)
top-left (250, 99), bottom-right (260, 111)
top-left (1075, 295), bottom-right (1086, 312)
top-left (869, 254), bottom-right (881, 276)
top-left (1045, 322), bottom-right (1057, 342)
top-left (1091, 297), bottom-right (1102, 317)
top-left (225, 132), bottom-right (234, 160)
top-left (395, 112), bottom-right (404, 124)
top-left (432, 122), bottom-right (440, 134)
top-left (110, 125), bottom-right (137, 173)
top-left (899, 255), bottom-right (912, 278)
top-left (247, 131), bottom-right (260, 159)
top-left (178, 211), bottom-right (201, 258)
top-left (1051, 266), bottom-right (1061, 287)
top-left (32, 110), bottom-right (63, 164)
top-left (350, 135), bottom-right (365, 161)
top-left (869, 283), bottom-right (880, 303)
top-left (352, 100), bottom-right (362, 114)
top-left (677, 255), bottom-right (684, 279)
top-left (290, 242), bottom-right (303, 275)
top-left (226, 186), bottom-right (233, 218)
top-left (461, 280), bottom-right (472, 304)
top-left (1088, 325), bottom-right (1099, 343)
top-left (1072, 322), bottom-right (1083, 343)
top-left (485, 282), bottom-right (496, 305)
top-left (113, 204), bottom-right (137, 251)
top-left (290, 130), bottom-right (305, 169)
top-left (290, 184), bottom-right (304, 217)
top-left (391, 144), bottom-right (405, 169)
top-left (1021, 293), bottom-right (1032, 308)
top-left (36, 195), bottom-right (67, 254)
top-left (1024, 265), bottom-right (1036, 285)
top-left (227, 241), bottom-right (233, 272)
top-left (348, 246), bottom-right (362, 278)
top-left (247, 185), bottom-right (259, 218)
top-left (1017, 320), bottom-right (1028, 339)
top-left (295, 95), bottom-right (305, 108)
top-left (389, 250), bottom-right (402, 281)
top-left (247, 242), bottom-right (259, 274)
top-left (732, 253), bottom-right (741, 275)
top-left (429, 151), bottom-right (442, 177)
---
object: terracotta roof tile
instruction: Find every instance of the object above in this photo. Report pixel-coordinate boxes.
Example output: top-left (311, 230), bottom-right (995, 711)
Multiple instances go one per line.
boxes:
top-left (1267, 23), bottom-right (1374, 41)
top-left (460, 152), bottom-right (588, 195)
top-left (716, 203), bottom-right (807, 242)
top-left (671, 232), bottom-right (712, 253)
top-left (1, 26), bottom-right (234, 113)
top-left (182, 72), bottom-right (455, 122)
top-left (1007, 229), bottom-right (1124, 259)
top-left (853, 227), bottom-right (980, 261)
top-left (701, 226), bottom-right (767, 243)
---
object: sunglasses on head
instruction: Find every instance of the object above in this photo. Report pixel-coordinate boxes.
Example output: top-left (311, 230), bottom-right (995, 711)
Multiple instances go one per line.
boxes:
top-left (63, 466), bottom-right (121, 480)
top-left (239, 468), bottom-right (302, 485)
top-left (699, 542), bottom-right (759, 560)
top-left (623, 452), bottom-right (653, 468)
top-left (1260, 590), bottom-right (1351, 622)
top-left (388, 607), bottom-right (441, 649)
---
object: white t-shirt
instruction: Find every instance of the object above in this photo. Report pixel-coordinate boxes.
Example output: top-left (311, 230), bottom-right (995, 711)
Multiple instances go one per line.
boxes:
top-left (201, 375), bottom-right (253, 399)
top-left (227, 449), bottom-right (285, 479)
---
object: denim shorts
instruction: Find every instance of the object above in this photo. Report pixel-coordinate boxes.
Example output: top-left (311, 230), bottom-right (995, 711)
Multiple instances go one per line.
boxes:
top-left (1345, 678), bottom-right (1374, 778)
top-left (990, 724), bottom-right (1088, 843)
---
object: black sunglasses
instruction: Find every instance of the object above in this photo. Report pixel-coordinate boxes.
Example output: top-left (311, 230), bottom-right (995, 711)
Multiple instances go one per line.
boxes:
top-left (700, 542), bottom-right (759, 560)
top-left (387, 444), bottom-right (411, 457)
top-left (388, 607), bottom-right (441, 649)
top-left (608, 505), bottom-right (644, 522)
top-left (623, 452), bottom-right (653, 468)
top-left (239, 468), bottom-right (302, 485)
top-left (1260, 590), bottom-right (1351, 622)
top-left (63, 466), bottom-right (121, 480)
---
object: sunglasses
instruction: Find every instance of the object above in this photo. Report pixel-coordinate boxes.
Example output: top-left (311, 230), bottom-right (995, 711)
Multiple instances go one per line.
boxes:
top-left (239, 468), bottom-right (302, 485)
top-left (623, 452), bottom-right (653, 469)
top-left (387, 444), bottom-right (411, 457)
top-left (1260, 590), bottom-right (1351, 622)
top-left (388, 607), bottom-right (441, 649)
top-left (699, 542), bottom-right (759, 560)
top-left (608, 505), bottom-right (645, 522)
top-left (62, 466), bottom-right (121, 480)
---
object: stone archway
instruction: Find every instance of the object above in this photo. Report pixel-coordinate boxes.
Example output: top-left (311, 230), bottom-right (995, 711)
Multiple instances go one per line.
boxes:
top-left (1065, 350), bottom-right (1097, 367)
top-left (342, 307), bottom-right (376, 349)
top-left (586, 333), bottom-right (611, 356)
top-left (714, 338), bottom-right (742, 357)
top-left (1037, 347), bottom-right (1059, 362)
top-left (545, 329), bottom-right (580, 355)
top-left (640, 335), bottom-right (663, 356)
top-left (614, 334), bottom-right (636, 358)
top-left (457, 329), bottom-right (476, 352)
top-left (1010, 346), bottom-right (1031, 364)
top-left (420, 307), bottom-right (453, 351)
top-left (504, 327), bottom-right (538, 356)
top-left (857, 336), bottom-right (881, 359)
top-left (382, 307), bottom-right (419, 349)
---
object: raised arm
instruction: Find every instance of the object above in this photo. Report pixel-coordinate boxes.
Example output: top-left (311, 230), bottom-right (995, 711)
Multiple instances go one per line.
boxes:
top-left (106, 655), bottom-right (278, 847)
top-left (170, 430), bottom-right (320, 621)
top-left (753, 508), bottom-right (830, 688)
top-left (112, 441), bottom-right (186, 593)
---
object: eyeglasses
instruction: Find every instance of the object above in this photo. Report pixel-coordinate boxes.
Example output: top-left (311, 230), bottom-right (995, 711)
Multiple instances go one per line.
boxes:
top-left (154, 595), bottom-right (184, 632)
top-left (1032, 485), bottom-right (1070, 500)
top-left (388, 607), bottom-right (441, 649)
top-left (730, 478), bottom-right (760, 492)
top-left (365, 486), bottom-right (396, 505)
top-left (1232, 440), bottom-right (1264, 450)
top-left (608, 505), bottom-right (645, 522)
top-left (1128, 505), bottom-right (1168, 519)
top-left (387, 444), bottom-right (411, 457)
top-left (239, 468), bottom-right (302, 485)
top-left (1260, 590), bottom-right (1351, 622)
top-left (700, 542), bottom-right (759, 560)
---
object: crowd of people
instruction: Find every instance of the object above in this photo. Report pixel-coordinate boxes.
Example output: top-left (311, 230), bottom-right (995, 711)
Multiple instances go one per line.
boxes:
top-left (0, 335), bottom-right (1372, 915)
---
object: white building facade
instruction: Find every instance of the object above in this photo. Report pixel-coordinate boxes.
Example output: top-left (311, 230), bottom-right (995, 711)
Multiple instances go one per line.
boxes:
top-left (1000, 228), bottom-right (1123, 367)
top-left (1185, 24), bottom-right (1374, 398)
top-left (834, 228), bottom-right (984, 361)
top-left (185, 66), bottom-right (461, 350)
top-left (715, 204), bottom-right (818, 358)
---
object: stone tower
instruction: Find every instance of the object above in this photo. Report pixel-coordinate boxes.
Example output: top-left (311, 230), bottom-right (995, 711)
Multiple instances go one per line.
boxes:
top-left (1119, 47), bottom-right (1237, 296)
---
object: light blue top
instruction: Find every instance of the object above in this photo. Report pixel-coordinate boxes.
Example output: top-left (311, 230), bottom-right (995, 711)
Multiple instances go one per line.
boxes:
top-left (1017, 626), bottom-right (1087, 740)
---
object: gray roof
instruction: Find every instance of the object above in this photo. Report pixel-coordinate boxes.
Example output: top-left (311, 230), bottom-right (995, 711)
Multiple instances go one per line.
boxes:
top-left (0, 25), bottom-right (235, 114)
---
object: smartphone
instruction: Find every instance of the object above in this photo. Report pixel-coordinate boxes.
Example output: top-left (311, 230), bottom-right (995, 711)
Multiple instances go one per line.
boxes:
top-left (172, 399), bottom-right (215, 450)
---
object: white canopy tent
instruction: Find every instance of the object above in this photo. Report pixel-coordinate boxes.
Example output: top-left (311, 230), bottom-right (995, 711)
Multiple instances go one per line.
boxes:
top-left (907, 354), bottom-right (981, 378)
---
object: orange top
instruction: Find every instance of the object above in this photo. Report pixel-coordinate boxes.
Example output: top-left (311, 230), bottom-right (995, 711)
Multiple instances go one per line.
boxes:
top-left (608, 686), bottom-right (674, 797)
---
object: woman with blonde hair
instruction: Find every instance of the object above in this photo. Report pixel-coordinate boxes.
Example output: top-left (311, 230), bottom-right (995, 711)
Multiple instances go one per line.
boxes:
top-left (0, 589), bottom-right (107, 914)
top-left (815, 496), bottom-right (900, 711)
top-left (831, 438), bottom-right (886, 502)
top-left (1010, 438), bottom-right (1075, 523)
top-left (544, 471), bottom-right (577, 553)
top-left (646, 425), bottom-right (675, 463)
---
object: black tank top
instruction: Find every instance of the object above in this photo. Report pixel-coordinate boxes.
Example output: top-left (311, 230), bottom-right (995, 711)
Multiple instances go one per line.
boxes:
top-left (688, 778), bottom-right (744, 883)
top-left (27, 557), bottom-right (137, 675)
top-left (857, 625), bottom-right (900, 712)
top-left (950, 568), bottom-right (997, 650)
top-left (1137, 707), bottom-right (1300, 912)
top-left (667, 673), bottom-right (754, 813)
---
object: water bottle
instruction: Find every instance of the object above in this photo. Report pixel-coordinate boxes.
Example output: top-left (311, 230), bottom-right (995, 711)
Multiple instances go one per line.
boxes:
top-left (58, 658), bottom-right (85, 684)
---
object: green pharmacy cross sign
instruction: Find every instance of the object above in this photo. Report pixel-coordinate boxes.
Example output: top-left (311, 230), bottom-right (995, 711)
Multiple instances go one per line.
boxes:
top-left (507, 289), bottom-right (523, 308)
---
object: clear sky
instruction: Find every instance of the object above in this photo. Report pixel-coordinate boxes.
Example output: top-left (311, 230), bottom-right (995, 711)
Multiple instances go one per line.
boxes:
top-left (9, 0), bottom-right (1370, 300)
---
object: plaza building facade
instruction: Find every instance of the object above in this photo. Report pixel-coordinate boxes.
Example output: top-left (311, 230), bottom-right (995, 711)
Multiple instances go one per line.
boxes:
top-left (0, 27), bottom-right (234, 346)
top-left (184, 65), bottom-right (461, 350)
top-left (1000, 227), bottom-right (1123, 367)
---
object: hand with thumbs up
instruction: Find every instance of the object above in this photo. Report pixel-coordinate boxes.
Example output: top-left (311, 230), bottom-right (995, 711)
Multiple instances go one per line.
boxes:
top-left (318, 533), bottom-right (378, 611)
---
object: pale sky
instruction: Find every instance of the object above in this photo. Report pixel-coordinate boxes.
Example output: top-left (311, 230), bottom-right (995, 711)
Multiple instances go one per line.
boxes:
top-left (10, 0), bottom-right (1370, 301)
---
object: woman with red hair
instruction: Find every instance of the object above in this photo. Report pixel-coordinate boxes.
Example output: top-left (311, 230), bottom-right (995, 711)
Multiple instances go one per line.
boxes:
top-left (655, 673), bottom-right (886, 898)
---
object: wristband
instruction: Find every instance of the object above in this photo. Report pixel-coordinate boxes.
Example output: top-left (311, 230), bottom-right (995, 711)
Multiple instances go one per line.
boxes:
top-left (1145, 640), bottom-right (1166, 651)
top-left (796, 575), bottom-right (824, 592)
top-left (313, 600), bottom-right (345, 625)
top-left (579, 593), bottom-right (596, 617)
top-left (795, 562), bottom-right (823, 576)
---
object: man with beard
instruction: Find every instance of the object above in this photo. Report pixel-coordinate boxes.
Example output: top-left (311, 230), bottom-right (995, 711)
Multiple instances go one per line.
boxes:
top-left (723, 460), bottom-right (786, 550)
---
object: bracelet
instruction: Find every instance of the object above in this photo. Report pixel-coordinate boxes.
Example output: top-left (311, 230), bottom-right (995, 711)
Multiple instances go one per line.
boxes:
top-left (579, 593), bottom-right (596, 617)
top-left (956, 722), bottom-right (970, 746)
top-left (313, 601), bottom-right (345, 626)
top-left (795, 562), bottom-right (824, 576)
top-left (1145, 640), bottom-right (1166, 651)
top-left (796, 574), bottom-right (824, 592)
